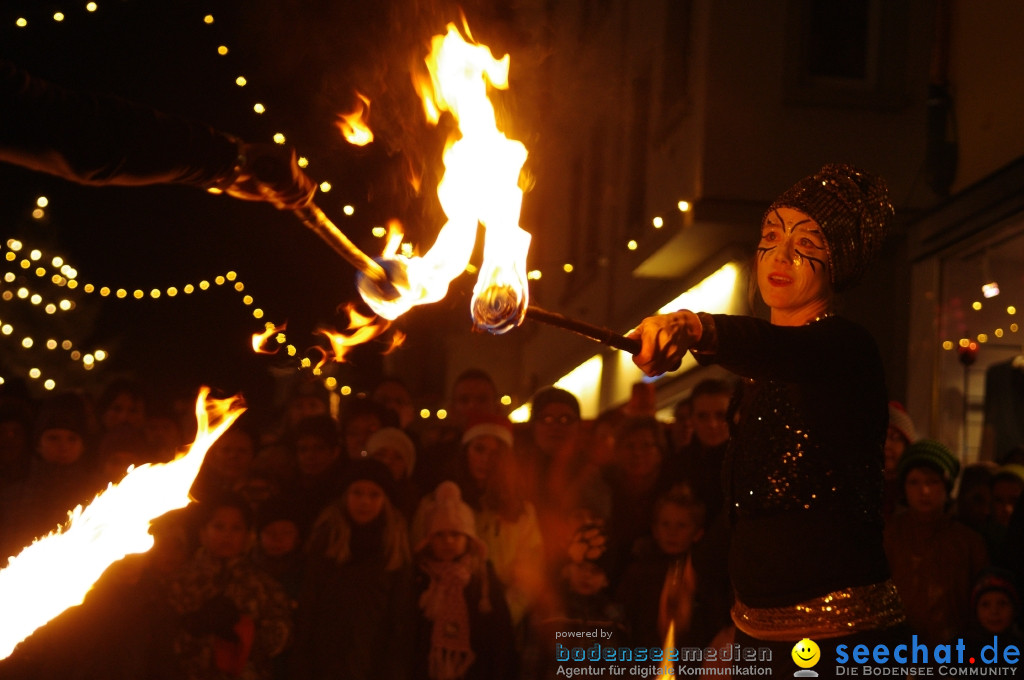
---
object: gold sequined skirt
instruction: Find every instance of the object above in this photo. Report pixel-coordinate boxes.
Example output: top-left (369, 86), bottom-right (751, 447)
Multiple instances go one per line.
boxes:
top-left (731, 580), bottom-right (906, 641)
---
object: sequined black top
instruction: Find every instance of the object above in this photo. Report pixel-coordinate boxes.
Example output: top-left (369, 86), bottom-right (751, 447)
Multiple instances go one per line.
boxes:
top-left (696, 314), bottom-right (891, 608)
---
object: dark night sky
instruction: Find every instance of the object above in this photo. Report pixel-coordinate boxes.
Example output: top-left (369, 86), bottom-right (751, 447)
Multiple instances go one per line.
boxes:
top-left (0, 0), bottom-right (489, 413)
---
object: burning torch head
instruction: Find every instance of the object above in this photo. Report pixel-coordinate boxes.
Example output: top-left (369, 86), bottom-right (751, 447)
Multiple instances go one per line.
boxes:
top-left (356, 256), bottom-right (411, 315)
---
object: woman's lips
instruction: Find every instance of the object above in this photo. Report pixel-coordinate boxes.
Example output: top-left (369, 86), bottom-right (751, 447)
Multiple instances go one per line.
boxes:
top-left (767, 272), bottom-right (792, 286)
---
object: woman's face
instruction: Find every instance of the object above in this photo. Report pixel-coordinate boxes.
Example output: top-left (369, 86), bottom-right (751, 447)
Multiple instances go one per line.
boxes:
top-left (466, 434), bottom-right (503, 484)
top-left (103, 393), bottom-right (145, 430)
top-left (346, 480), bottom-right (386, 524)
top-left (757, 207), bottom-right (833, 325)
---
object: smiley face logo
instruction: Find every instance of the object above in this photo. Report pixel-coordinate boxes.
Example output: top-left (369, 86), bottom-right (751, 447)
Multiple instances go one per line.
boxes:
top-left (791, 638), bottom-right (820, 669)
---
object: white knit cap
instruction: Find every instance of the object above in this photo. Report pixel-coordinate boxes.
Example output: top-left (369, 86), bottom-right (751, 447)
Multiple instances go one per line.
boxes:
top-left (365, 426), bottom-right (416, 474)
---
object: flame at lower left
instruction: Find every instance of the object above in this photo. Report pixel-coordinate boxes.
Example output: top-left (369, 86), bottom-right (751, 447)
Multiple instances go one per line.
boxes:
top-left (0, 388), bottom-right (245, 660)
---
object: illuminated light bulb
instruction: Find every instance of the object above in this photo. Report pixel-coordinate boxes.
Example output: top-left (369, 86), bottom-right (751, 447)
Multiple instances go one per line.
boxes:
top-left (16, 18), bottom-right (27, 27)
top-left (1009, 306), bottom-right (1017, 315)
top-left (133, 290), bottom-right (144, 299)
top-left (1, 325), bottom-right (11, 335)
top-left (563, 263), bottom-right (574, 273)
top-left (35, 268), bottom-right (45, 277)
top-left (436, 409), bottom-right (448, 420)
top-left (150, 289), bottom-right (160, 299)
top-left (653, 216), bottom-right (664, 228)
top-left (299, 357), bottom-right (311, 368)
top-left (371, 226), bottom-right (386, 238)
top-left (312, 367), bottom-right (322, 376)
top-left (184, 284), bottom-right (195, 294)
top-left (253, 309), bottom-right (264, 319)
top-left (214, 276), bottom-right (225, 286)
top-left (342, 205), bottom-right (355, 216)
top-left (8, 240), bottom-right (21, 251)
top-left (1, 292), bottom-right (9, 302)
top-left (199, 281), bottom-right (210, 290)
top-left (21, 337), bottom-right (33, 348)
top-left (3, 273), bottom-right (13, 282)
top-left (63, 266), bottom-right (77, 279)
top-left (5, 253), bottom-right (15, 261)
top-left (253, 103), bottom-right (265, 114)
top-left (420, 409), bottom-right (430, 419)
top-left (83, 354), bottom-right (95, 366)
top-left (86, 2), bottom-right (97, 12)
top-left (627, 240), bottom-right (639, 251)
top-left (500, 395), bottom-right (512, 406)
top-left (167, 287), bottom-right (177, 296)
top-left (83, 362), bottom-right (94, 371)
top-left (36, 197), bottom-right (48, 208)
top-left (66, 280), bottom-right (77, 289)
top-left (43, 379), bottom-right (55, 391)
top-left (982, 282), bottom-right (1000, 298)
top-left (51, 256), bottom-right (63, 267)
top-left (319, 182), bottom-right (332, 193)
top-left (61, 340), bottom-right (72, 350)
top-left (242, 295), bottom-right (253, 305)
top-left (52, 274), bottom-right (64, 284)
top-left (19, 260), bottom-right (29, 269)
top-left (274, 333), bottom-right (286, 343)
top-left (0, 377), bottom-right (4, 385)
top-left (217, 45), bottom-right (228, 56)
top-left (203, 14), bottom-right (213, 24)
top-left (972, 301), bottom-right (982, 310)
top-left (527, 270), bottom-right (542, 280)
top-left (325, 377), bottom-right (338, 389)
top-left (53, 12), bottom-right (64, 21)
top-left (941, 340), bottom-right (953, 350)
top-left (234, 282), bottom-right (244, 292)
top-left (29, 294), bottom-right (41, 305)
top-left (678, 200), bottom-right (691, 212)
top-left (235, 76), bottom-right (247, 87)
top-left (1012, 323), bottom-right (1020, 333)
top-left (70, 351), bottom-right (81, 360)
top-left (286, 345), bottom-right (296, 356)
top-left (58, 299), bottom-right (71, 310)
top-left (225, 271), bottom-right (237, 281)
top-left (28, 368), bottom-right (41, 379)
top-left (99, 286), bottom-right (109, 296)
top-left (959, 338), bottom-right (970, 348)
top-left (297, 157), bottom-right (309, 168)
top-left (94, 350), bottom-right (107, 361)
top-left (29, 250), bottom-right (40, 261)
top-left (16, 288), bottom-right (28, 298)
top-left (979, 334), bottom-right (989, 343)
top-left (340, 386), bottom-right (352, 396)
top-left (46, 339), bottom-right (57, 350)
top-left (44, 304), bottom-right (56, 314)
top-left (272, 133), bottom-right (285, 144)
top-left (995, 329), bottom-right (1004, 338)
top-left (116, 289), bottom-right (127, 298)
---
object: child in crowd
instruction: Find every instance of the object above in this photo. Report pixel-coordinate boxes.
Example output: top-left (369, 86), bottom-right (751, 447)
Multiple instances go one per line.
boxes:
top-left (252, 497), bottom-right (305, 601)
top-left (167, 492), bottom-right (292, 680)
top-left (527, 521), bottom-right (627, 679)
top-left (615, 490), bottom-right (713, 648)
top-left (290, 458), bottom-right (415, 680)
top-left (884, 439), bottom-right (989, 645)
top-left (963, 568), bottom-right (1024, 668)
top-left (412, 481), bottom-right (516, 680)
top-left (883, 401), bottom-right (917, 519)
top-left (367, 425), bottom-right (421, 521)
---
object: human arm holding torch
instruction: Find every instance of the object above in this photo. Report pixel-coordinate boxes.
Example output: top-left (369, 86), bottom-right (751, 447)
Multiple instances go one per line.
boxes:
top-left (0, 59), bottom-right (315, 210)
top-left (627, 310), bottom-right (715, 377)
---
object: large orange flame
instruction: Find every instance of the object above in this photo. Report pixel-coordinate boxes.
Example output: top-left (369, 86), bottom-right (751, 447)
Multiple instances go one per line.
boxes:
top-left (357, 23), bottom-right (531, 331)
top-left (0, 388), bottom-right (245, 660)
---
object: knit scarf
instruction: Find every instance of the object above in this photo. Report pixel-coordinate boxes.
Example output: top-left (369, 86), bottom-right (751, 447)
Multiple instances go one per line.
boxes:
top-left (419, 556), bottom-right (475, 680)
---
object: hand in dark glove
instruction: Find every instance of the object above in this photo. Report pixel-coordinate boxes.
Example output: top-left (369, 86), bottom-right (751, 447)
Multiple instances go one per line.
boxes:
top-left (220, 142), bottom-right (316, 210)
top-left (182, 594), bottom-right (242, 642)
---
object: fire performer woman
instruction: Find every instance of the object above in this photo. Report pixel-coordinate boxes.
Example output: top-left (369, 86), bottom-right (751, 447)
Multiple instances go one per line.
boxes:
top-left (628, 164), bottom-right (907, 672)
top-left (0, 59), bottom-right (315, 210)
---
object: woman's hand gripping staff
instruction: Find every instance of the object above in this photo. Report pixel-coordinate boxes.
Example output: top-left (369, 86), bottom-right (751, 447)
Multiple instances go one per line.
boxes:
top-left (628, 310), bottom-right (706, 378)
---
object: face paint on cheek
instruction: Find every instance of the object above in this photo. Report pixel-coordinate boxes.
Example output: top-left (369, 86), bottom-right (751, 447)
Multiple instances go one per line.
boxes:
top-left (794, 249), bottom-right (827, 273)
top-left (756, 246), bottom-right (775, 261)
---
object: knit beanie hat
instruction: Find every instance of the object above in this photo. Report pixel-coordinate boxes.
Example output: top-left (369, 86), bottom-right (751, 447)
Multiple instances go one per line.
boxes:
top-left (342, 457), bottom-right (397, 503)
top-left (366, 427), bottom-right (416, 475)
top-left (414, 481), bottom-right (485, 557)
top-left (971, 568), bottom-right (1020, 613)
top-left (996, 463), bottom-right (1024, 485)
top-left (461, 413), bottom-right (514, 449)
top-left (887, 401), bottom-right (917, 444)
top-left (767, 163), bottom-right (893, 291)
top-left (529, 386), bottom-right (581, 423)
top-left (897, 438), bottom-right (960, 490)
